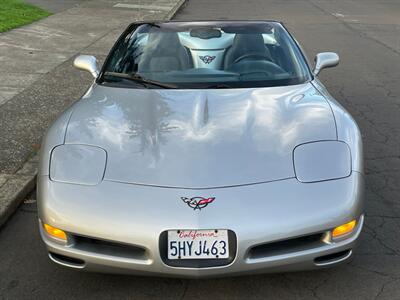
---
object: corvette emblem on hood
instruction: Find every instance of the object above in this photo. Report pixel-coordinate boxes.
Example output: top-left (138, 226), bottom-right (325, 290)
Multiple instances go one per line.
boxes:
top-left (181, 197), bottom-right (215, 210)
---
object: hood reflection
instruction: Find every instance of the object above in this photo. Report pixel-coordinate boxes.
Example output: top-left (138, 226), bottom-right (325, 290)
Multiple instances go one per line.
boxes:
top-left (65, 83), bottom-right (336, 188)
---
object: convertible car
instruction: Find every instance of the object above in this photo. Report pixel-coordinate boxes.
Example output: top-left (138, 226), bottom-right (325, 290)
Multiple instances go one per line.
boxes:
top-left (38, 21), bottom-right (364, 277)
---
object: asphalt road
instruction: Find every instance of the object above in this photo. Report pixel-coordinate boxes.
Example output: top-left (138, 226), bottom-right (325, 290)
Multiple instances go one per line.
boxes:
top-left (1, 0), bottom-right (400, 299)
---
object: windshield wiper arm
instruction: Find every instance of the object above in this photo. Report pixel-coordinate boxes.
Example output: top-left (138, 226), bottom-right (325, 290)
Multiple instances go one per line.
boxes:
top-left (103, 72), bottom-right (177, 89)
top-left (144, 22), bottom-right (161, 28)
top-left (206, 83), bottom-right (233, 89)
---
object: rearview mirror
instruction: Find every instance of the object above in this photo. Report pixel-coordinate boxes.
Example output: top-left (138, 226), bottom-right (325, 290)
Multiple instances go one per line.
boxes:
top-left (313, 52), bottom-right (339, 76)
top-left (73, 55), bottom-right (99, 79)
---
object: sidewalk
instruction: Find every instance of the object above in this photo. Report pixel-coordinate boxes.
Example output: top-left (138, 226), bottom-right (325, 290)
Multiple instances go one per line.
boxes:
top-left (0, 0), bottom-right (186, 226)
top-left (24, 0), bottom-right (86, 13)
top-left (0, 0), bottom-right (185, 107)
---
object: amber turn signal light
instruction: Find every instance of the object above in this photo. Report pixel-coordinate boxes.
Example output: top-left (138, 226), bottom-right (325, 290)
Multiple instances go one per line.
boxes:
top-left (44, 223), bottom-right (67, 241)
top-left (332, 220), bottom-right (356, 238)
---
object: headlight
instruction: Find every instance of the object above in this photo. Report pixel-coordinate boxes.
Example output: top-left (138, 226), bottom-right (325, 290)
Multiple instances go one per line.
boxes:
top-left (293, 141), bottom-right (351, 183)
top-left (50, 144), bottom-right (107, 185)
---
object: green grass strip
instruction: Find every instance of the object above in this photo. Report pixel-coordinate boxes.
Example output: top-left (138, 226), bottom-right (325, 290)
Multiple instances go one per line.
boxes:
top-left (0, 0), bottom-right (51, 33)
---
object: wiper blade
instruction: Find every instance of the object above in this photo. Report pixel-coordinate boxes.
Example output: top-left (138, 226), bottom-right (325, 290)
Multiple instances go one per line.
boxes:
top-left (206, 83), bottom-right (233, 89)
top-left (144, 22), bottom-right (161, 28)
top-left (103, 72), bottom-right (177, 89)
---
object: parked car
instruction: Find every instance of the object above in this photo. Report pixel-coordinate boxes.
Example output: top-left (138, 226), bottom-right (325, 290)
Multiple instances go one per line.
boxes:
top-left (38, 20), bottom-right (363, 277)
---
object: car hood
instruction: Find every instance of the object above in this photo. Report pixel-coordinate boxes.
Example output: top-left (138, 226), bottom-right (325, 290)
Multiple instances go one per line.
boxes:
top-left (65, 83), bottom-right (336, 188)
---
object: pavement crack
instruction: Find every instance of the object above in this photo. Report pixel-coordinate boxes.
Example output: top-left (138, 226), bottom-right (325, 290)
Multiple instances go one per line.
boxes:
top-left (180, 280), bottom-right (189, 300)
top-left (364, 222), bottom-right (400, 256)
top-left (374, 279), bottom-right (398, 300)
top-left (349, 262), bottom-right (399, 279)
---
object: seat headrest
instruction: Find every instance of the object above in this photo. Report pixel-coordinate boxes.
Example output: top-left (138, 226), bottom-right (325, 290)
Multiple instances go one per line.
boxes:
top-left (231, 34), bottom-right (267, 56)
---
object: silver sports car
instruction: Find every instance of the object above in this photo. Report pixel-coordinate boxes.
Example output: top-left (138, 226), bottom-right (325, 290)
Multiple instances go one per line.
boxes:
top-left (38, 21), bottom-right (364, 277)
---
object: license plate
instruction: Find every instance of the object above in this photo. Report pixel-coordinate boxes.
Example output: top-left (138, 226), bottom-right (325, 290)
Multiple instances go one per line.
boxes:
top-left (167, 229), bottom-right (229, 259)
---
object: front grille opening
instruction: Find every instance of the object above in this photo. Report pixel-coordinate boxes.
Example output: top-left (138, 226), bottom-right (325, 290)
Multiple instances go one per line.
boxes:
top-left (72, 235), bottom-right (147, 260)
top-left (314, 250), bottom-right (351, 265)
top-left (49, 252), bottom-right (85, 267)
top-left (248, 233), bottom-right (324, 259)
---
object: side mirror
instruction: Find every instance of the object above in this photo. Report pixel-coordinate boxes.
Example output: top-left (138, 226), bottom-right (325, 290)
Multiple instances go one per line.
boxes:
top-left (73, 55), bottom-right (99, 79)
top-left (313, 52), bottom-right (339, 76)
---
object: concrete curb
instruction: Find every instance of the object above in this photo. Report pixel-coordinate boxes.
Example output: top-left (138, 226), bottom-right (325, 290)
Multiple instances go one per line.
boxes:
top-left (0, 154), bottom-right (38, 227)
top-left (0, 0), bottom-right (187, 228)
top-left (165, 0), bottom-right (188, 20)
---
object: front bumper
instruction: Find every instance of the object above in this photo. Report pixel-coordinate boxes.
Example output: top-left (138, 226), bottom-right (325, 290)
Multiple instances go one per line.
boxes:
top-left (38, 172), bottom-right (364, 278)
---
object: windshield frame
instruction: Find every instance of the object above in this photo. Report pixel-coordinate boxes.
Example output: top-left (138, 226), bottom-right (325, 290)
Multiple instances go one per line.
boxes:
top-left (97, 20), bottom-right (314, 89)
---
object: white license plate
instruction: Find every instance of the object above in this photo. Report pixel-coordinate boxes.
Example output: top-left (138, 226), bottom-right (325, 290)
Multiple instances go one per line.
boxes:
top-left (167, 229), bottom-right (229, 259)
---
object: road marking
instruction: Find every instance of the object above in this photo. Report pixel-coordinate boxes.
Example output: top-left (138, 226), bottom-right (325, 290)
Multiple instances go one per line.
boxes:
top-left (331, 13), bottom-right (359, 23)
top-left (113, 3), bottom-right (172, 11)
top-left (332, 13), bottom-right (345, 18)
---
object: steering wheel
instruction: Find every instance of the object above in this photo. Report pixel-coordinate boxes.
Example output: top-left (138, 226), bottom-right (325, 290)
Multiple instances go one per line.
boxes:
top-left (233, 53), bottom-right (271, 64)
top-left (228, 59), bottom-right (288, 76)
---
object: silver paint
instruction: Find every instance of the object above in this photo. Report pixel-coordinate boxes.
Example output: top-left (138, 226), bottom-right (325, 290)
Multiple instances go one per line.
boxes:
top-left (63, 83), bottom-right (337, 188)
top-left (73, 55), bottom-right (99, 79)
top-left (37, 22), bottom-right (364, 277)
top-left (37, 171), bottom-right (364, 277)
top-left (293, 141), bottom-right (351, 183)
top-left (50, 144), bottom-right (107, 185)
top-left (313, 52), bottom-right (340, 76)
top-left (37, 81), bottom-right (364, 277)
top-left (312, 78), bottom-right (363, 173)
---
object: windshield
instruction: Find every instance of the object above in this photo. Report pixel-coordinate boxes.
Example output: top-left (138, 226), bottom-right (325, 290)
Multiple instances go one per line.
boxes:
top-left (100, 21), bottom-right (312, 89)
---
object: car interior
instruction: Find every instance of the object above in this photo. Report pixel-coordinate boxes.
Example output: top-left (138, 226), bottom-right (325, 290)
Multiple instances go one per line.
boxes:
top-left (102, 22), bottom-right (310, 87)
